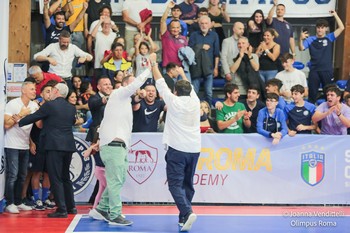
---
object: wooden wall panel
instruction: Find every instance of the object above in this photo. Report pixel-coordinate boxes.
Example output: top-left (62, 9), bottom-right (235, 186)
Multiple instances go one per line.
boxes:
top-left (335, 0), bottom-right (350, 80)
top-left (8, 0), bottom-right (31, 64)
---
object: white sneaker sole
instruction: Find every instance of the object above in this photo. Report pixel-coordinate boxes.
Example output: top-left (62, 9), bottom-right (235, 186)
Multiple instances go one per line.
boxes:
top-left (180, 213), bottom-right (197, 231)
top-left (89, 209), bottom-right (109, 222)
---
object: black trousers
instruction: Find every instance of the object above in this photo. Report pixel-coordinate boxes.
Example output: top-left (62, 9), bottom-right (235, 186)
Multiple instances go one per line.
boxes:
top-left (46, 150), bottom-right (75, 213)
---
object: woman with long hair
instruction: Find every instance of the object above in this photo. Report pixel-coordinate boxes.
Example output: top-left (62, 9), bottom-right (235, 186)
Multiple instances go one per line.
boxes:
top-left (208, 0), bottom-right (230, 50)
top-left (256, 28), bottom-right (281, 83)
top-left (246, 9), bottom-right (266, 51)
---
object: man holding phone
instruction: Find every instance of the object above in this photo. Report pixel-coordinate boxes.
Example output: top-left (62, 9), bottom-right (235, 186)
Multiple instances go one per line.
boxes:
top-left (299, 10), bottom-right (344, 104)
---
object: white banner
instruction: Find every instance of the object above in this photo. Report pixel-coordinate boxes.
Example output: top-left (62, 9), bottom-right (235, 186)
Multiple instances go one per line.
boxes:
top-left (74, 133), bottom-right (350, 204)
top-left (111, 0), bottom-right (337, 18)
top-left (0, 0), bottom-right (9, 212)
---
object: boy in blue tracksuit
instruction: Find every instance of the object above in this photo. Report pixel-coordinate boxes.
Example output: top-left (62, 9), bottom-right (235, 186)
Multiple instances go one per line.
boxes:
top-left (257, 93), bottom-right (288, 145)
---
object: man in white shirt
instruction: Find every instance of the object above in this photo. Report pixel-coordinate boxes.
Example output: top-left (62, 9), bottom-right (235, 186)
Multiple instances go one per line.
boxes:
top-left (91, 17), bottom-right (117, 77)
top-left (34, 30), bottom-right (93, 88)
top-left (275, 53), bottom-right (308, 103)
top-left (150, 53), bottom-right (200, 232)
top-left (88, 69), bottom-right (151, 226)
top-left (4, 82), bottom-right (38, 214)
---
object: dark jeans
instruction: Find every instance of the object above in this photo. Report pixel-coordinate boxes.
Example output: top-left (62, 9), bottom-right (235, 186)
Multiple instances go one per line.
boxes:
top-left (308, 70), bottom-right (334, 104)
top-left (46, 150), bottom-right (75, 213)
top-left (165, 147), bottom-right (200, 219)
top-left (5, 148), bottom-right (29, 205)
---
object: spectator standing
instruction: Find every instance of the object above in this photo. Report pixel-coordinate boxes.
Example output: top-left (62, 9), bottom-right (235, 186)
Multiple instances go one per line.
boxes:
top-left (229, 37), bottom-right (263, 100)
top-left (62, 0), bottom-right (87, 49)
top-left (275, 53), bottom-right (308, 103)
top-left (122, 0), bottom-right (152, 53)
top-left (179, 0), bottom-right (199, 35)
top-left (246, 9), bottom-right (266, 51)
top-left (84, 0), bottom-right (111, 36)
top-left (165, 4), bottom-right (188, 37)
top-left (102, 42), bottom-right (132, 84)
top-left (256, 28), bottom-right (280, 83)
top-left (43, 0), bottom-right (88, 46)
top-left (160, 3), bottom-right (188, 72)
top-left (4, 82), bottom-right (38, 214)
top-left (299, 10), bottom-right (344, 104)
top-left (34, 31), bottom-right (93, 88)
top-left (207, 0), bottom-right (230, 50)
top-left (266, 0), bottom-right (296, 61)
top-left (132, 85), bottom-right (166, 132)
top-left (189, 15), bottom-right (220, 106)
top-left (91, 17), bottom-right (117, 79)
top-left (86, 77), bottom-right (113, 142)
top-left (221, 22), bottom-right (245, 82)
top-left (312, 86), bottom-right (350, 135)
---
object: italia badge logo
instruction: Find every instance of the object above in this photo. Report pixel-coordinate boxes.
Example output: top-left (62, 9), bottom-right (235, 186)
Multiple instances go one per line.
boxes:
top-left (301, 151), bottom-right (325, 186)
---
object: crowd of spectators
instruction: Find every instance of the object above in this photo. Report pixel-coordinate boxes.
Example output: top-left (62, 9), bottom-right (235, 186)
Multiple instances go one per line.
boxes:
top-left (3, 0), bottom-right (350, 216)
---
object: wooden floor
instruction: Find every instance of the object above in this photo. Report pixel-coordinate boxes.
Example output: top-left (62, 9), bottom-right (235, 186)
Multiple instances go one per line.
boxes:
top-left (1, 205), bottom-right (350, 233)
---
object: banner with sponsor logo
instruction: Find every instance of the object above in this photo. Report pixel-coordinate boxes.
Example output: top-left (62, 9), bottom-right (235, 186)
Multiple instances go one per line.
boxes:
top-left (0, 0), bottom-right (9, 212)
top-left (110, 0), bottom-right (336, 18)
top-left (74, 133), bottom-right (350, 204)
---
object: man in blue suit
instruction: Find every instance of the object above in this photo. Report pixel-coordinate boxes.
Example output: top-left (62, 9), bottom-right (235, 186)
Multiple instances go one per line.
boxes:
top-left (19, 83), bottom-right (76, 218)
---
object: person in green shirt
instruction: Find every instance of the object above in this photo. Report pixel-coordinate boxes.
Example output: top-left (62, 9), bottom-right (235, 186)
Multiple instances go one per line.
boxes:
top-left (216, 83), bottom-right (251, 133)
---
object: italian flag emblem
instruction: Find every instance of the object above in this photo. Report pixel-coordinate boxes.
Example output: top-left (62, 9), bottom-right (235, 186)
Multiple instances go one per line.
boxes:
top-left (301, 151), bottom-right (325, 186)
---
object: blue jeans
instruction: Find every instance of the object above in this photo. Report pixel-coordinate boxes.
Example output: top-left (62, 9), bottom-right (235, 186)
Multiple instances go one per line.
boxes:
top-left (165, 147), bottom-right (200, 219)
top-left (5, 148), bottom-right (29, 205)
top-left (259, 70), bottom-right (278, 83)
top-left (192, 74), bottom-right (213, 106)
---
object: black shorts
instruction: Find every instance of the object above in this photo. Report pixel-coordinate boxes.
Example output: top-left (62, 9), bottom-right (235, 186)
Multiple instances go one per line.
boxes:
top-left (28, 150), bottom-right (47, 172)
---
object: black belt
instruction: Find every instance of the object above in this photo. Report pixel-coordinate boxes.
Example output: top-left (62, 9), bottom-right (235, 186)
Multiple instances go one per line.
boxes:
top-left (107, 141), bottom-right (126, 148)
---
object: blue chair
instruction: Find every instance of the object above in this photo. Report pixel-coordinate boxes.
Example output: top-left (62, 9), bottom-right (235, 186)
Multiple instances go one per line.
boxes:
top-left (293, 61), bottom-right (305, 70)
top-left (213, 78), bottom-right (225, 90)
top-left (316, 99), bottom-right (326, 106)
top-left (336, 80), bottom-right (347, 90)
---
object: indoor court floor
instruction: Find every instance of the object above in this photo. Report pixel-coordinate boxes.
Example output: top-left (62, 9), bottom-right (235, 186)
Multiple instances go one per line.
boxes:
top-left (1, 205), bottom-right (350, 233)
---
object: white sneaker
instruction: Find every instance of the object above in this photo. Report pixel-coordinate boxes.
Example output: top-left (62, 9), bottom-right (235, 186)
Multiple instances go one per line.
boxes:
top-left (181, 213), bottom-right (197, 232)
top-left (17, 203), bottom-right (33, 211)
top-left (88, 208), bottom-right (109, 222)
top-left (6, 204), bottom-right (20, 214)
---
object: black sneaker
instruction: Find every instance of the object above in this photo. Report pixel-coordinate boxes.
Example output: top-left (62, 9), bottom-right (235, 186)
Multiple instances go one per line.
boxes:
top-left (33, 200), bottom-right (45, 211)
top-left (180, 211), bottom-right (197, 231)
top-left (108, 215), bottom-right (133, 226)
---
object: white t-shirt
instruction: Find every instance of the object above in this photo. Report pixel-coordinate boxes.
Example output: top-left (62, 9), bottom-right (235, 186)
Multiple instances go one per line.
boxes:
top-left (155, 78), bottom-right (201, 153)
top-left (122, 0), bottom-right (151, 31)
top-left (276, 69), bottom-right (308, 102)
top-left (4, 98), bottom-right (38, 149)
top-left (94, 31), bottom-right (117, 68)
